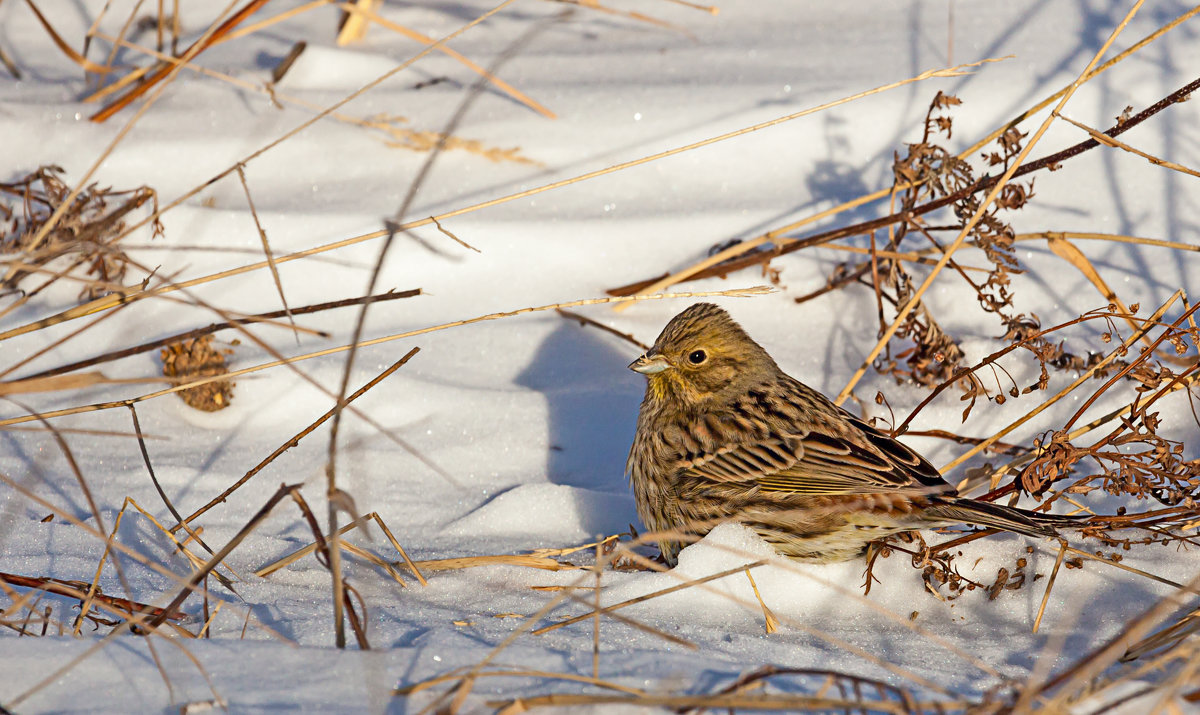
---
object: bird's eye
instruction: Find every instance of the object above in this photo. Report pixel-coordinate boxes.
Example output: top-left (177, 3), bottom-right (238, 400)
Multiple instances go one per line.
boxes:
top-left (687, 349), bottom-right (707, 365)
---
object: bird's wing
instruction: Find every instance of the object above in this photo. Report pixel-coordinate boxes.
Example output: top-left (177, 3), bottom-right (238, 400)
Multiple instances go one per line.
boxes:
top-left (681, 414), bottom-right (952, 496)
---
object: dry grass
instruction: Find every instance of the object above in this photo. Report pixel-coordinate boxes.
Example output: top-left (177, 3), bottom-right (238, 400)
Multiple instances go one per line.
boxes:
top-left (0, 1), bottom-right (1198, 714)
top-left (0, 165), bottom-right (158, 302)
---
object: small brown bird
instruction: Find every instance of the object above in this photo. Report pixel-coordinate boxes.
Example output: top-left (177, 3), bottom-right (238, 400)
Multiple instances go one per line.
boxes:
top-left (627, 302), bottom-right (1075, 565)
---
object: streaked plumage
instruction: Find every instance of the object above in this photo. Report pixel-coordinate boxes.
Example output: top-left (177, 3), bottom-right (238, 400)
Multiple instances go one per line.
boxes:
top-left (627, 302), bottom-right (1073, 565)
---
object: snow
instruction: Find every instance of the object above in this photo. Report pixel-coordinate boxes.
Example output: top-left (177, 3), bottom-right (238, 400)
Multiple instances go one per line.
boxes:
top-left (1, 1), bottom-right (1198, 712)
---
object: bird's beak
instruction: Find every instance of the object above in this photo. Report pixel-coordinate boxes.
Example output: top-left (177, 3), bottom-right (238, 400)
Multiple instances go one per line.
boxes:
top-left (629, 353), bottom-right (669, 375)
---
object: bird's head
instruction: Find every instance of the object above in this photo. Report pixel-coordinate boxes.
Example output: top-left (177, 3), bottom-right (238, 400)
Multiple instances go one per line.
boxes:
top-left (629, 303), bottom-right (778, 408)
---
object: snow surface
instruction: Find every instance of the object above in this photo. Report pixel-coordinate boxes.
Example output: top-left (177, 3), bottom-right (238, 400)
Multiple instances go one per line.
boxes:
top-left (0, 1), bottom-right (1198, 712)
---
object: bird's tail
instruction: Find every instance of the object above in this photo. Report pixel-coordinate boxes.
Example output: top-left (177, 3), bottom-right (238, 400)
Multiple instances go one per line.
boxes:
top-left (925, 497), bottom-right (1086, 540)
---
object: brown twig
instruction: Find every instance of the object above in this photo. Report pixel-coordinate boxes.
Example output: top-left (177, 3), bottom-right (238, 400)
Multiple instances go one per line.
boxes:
top-left (236, 164), bottom-right (297, 338)
top-left (0, 571), bottom-right (186, 622)
top-left (556, 308), bottom-right (649, 350)
top-left (904, 429), bottom-right (1029, 456)
top-left (90, 0), bottom-right (274, 122)
top-left (169, 347), bottom-right (421, 533)
top-left (15, 289), bottom-right (419, 381)
top-left (147, 483), bottom-right (303, 630)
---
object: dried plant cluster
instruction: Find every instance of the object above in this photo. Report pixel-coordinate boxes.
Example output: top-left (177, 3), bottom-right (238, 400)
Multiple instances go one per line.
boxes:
top-left (0, 2), bottom-right (1198, 714)
top-left (0, 165), bottom-right (158, 300)
top-left (770, 91), bottom-right (1200, 635)
top-left (160, 336), bottom-right (236, 411)
top-left (844, 94), bottom-right (1200, 513)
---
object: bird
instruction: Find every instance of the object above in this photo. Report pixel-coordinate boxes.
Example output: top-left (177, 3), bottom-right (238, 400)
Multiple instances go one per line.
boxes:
top-left (626, 302), bottom-right (1077, 565)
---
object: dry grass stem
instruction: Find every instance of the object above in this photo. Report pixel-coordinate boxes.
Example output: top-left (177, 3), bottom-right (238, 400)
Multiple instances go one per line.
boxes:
top-left (532, 561), bottom-right (768, 635)
top-left (661, 0), bottom-right (719, 13)
top-left (396, 667), bottom-right (650, 698)
top-left (1015, 231), bottom-right (1200, 253)
top-left (529, 534), bottom-right (621, 559)
top-left (123, 495), bottom-right (238, 586)
top-left (146, 483), bottom-right (304, 630)
top-left (90, 0), bottom-right (271, 122)
top-left (745, 568), bottom-right (779, 634)
top-left (83, 59), bottom-right (152, 104)
top-left (560, 589), bottom-right (698, 650)
top-left (336, 0), bottom-right (378, 45)
top-left (235, 165), bottom-right (296, 338)
top-left (564, 0), bottom-right (692, 32)
top-left (76, 498), bottom-right (136, 636)
top-left (218, 0), bottom-right (331, 45)
top-left (430, 216), bottom-right (480, 253)
top-left (171, 347), bottom-right (422, 532)
top-left (1056, 111), bottom-right (1200, 179)
top-left (338, 0), bottom-right (555, 118)
top-left (826, 242), bottom-right (991, 270)
top-left (197, 601), bottom-right (223, 639)
top-left (0, 42), bottom-right (19, 79)
top-left (1063, 547), bottom-right (1185, 591)
top-left (1032, 541), bottom-right (1068, 634)
top-left (1123, 610), bottom-right (1200, 663)
top-left (0, 570), bottom-right (186, 625)
top-left (0, 425), bottom-right (166, 439)
top-left (253, 511), bottom-right (417, 583)
top-left (491, 692), bottom-right (937, 713)
top-left (556, 309), bottom-right (650, 349)
top-left (23, 0), bottom-right (111, 74)
top-left (591, 541), bottom-right (601, 678)
top-left (371, 515), bottom-right (427, 586)
top-left (0, 372), bottom-right (171, 396)
top-left (95, 0), bottom-right (144, 87)
top-left (339, 542), bottom-right (408, 587)
top-left (407, 555), bottom-right (581, 573)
